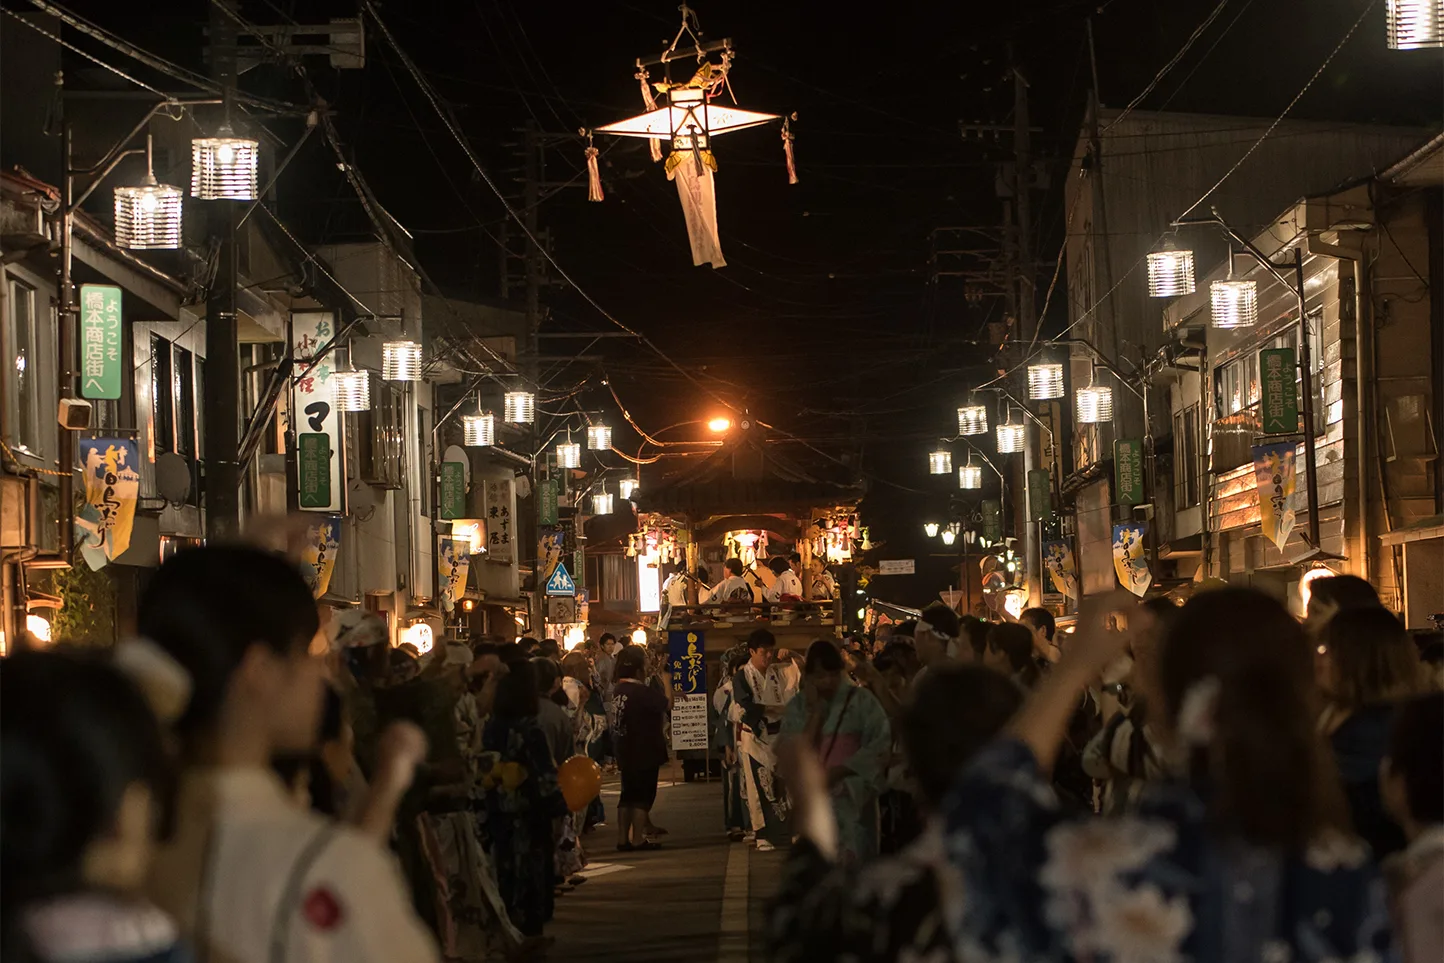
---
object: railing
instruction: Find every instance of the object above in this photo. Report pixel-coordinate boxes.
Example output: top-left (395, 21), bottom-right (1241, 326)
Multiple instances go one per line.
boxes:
top-left (665, 597), bottom-right (842, 628)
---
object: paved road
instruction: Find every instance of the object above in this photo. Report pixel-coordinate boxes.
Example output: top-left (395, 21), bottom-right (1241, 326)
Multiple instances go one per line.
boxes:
top-left (548, 776), bottom-right (785, 962)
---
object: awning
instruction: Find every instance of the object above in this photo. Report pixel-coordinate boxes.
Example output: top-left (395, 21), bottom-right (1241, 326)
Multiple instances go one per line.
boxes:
top-left (1380, 514), bottom-right (1444, 547)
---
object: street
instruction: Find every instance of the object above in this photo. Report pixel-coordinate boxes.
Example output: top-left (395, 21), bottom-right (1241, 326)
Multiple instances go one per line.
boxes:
top-left (552, 775), bottom-right (783, 962)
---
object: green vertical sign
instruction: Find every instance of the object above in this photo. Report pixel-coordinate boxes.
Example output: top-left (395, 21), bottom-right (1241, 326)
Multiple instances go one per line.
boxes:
top-left (79, 284), bottom-right (122, 400)
top-left (980, 499), bottom-right (1002, 543)
top-left (1260, 347), bottom-right (1298, 434)
top-left (439, 461), bottom-right (466, 520)
top-left (574, 550), bottom-right (584, 589)
top-left (298, 433), bottom-right (332, 509)
top-left (540, 480), bottom-right (559, 526)
top-left (1114, 438), bottom-right (1144, 506)
top-left (1027, 468), bottom-right (1053, 522)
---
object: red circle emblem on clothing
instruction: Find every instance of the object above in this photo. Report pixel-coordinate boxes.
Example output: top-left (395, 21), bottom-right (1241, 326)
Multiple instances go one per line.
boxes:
top-left (302, 887), bottom-right (344, 930)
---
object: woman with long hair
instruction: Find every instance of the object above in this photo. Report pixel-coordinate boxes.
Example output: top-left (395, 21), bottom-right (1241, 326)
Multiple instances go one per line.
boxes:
top-left (942, 589), bottom-right (1391, 961)
top-left (1318, 605), bottom-right (1432, 856)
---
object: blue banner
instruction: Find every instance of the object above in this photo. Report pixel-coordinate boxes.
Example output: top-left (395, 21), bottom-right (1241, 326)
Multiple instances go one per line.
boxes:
top-left (667, 629), bottom-right (706, 695)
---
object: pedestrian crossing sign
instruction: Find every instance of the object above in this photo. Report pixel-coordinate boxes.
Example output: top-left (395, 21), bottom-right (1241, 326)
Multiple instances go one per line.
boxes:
top-left (545, 562), bottom-right (576, 597)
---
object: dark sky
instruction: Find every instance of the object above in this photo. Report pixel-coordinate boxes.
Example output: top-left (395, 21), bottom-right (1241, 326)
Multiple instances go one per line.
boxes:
top-left (31, 0), bottom-right (1444, 600)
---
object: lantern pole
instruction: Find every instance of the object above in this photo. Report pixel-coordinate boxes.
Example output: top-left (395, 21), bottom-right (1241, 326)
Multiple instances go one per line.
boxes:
top-left (1174, 211), bottom-right (1322, 551)
top-left (57, 120), bottom-right (75, 564)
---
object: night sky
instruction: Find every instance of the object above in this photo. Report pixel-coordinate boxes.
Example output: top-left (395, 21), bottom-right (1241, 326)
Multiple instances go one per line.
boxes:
top-left (30, 0), bottom-right (1444, 602)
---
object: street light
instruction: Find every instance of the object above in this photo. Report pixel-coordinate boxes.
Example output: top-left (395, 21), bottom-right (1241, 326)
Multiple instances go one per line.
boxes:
top-left (556, 441), bottom-right (581, 469)
top-left (1076, 383), bottom-right (1114, 424)
top-left (587, 424), bottom-right (613, 450)
top-left (929, 448), bottom-right (952, 475)
top-left (190, 128), bottom-right (260, 201)
top-left (957, 403), bottom-right (988, 436)
top-left (923, 521), bottom-right (940, 538)
top-left (1147, 240), bottom-right (1196, 297)
top-left (941, 527), bottom-right (957, 546)
top-left (1210, 279), bottom-right (1258, 329)
top-left (619, 477), bottom-right (639, 500)
top-left (463, 412), bottom-right (496, 447)
top-left (113, 135), bottom-right (182, 250)
top-left (332, 368), bottom-right (371, 412)
top-left (707, 417), bottom-right (732, 433)
top-left (1027, 362), bottom-right (1064, 400)
top-left (504, 391), bottom-right (536, 424)
top-left (996, 413), bottom-right (1025, 453)
top-left (592, 490), bottom-right (615, 515)
top-left (959, 460), bottom-right (983, 490)
top-left (1387, 0), bottom-right (1443, 48)
top-left (381, 340), bottom-right (422, 381)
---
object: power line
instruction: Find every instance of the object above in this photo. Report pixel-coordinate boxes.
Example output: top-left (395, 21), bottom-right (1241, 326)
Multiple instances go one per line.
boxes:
top-left (1103, 0), bottom-right (1232, 131)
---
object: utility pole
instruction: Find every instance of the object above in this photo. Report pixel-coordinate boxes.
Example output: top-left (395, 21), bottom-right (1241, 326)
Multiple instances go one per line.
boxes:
top-left (1010, 47), bottom-right (1044, 607)
top-left (204, 0), bottom-right (241, 540)
top-left (522, 122), bottom-right (547, 630)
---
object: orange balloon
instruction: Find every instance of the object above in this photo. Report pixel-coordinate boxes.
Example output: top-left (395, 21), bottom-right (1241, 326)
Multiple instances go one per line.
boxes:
top-left (558, 755), bottom-right (602, 812)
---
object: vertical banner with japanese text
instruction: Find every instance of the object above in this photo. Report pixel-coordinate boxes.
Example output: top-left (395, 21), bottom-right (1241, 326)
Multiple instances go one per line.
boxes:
top-left (439, 461), bottom-right (467, 520)
top-left (79, 284), bottom-right (122, 400)
top-left (291, 312), bottom-right (343, 512)
top-left (1252, 441), bottom-right (1297, 550)
top-left (298, 515), bottom-right (342, 599)
top-left (1112, 522), bottom-right (1152, 597)
top-left (1260, 348), bottom-right (1298, 435)
top-left (1042, 539), bottom-right (1079, 600)
top-left (75, 438), bottom-right (140, 570)
top-left (1114, 439), bottom-right (1144, 506)
top-left (438, 536), bottom-right (471, 612)
top-left (668, 629), bottom-right (709, 751)
top-left (484, 478), bottom-right (515, 562)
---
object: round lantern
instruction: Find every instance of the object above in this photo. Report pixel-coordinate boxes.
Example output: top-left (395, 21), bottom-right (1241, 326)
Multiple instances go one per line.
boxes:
top-left (504, 391), bottom-right (535, 424)
top-left (1147, 243), bottom-right (1196, 298)
top-left (1076, 384), bottom-right (1114, 424)
top-left (382, 341), bottom-right (422, 381)
top-left (190, 133), bottom-right (259, 201)
top-left (1210, 279), bottom-right (1258, 329)
top-left (463, 412), bottom-right (496, 447)
top-left (332, 369), bottom-right (371, 412)
top-left (1027, 363), bottom-right (1065, 400)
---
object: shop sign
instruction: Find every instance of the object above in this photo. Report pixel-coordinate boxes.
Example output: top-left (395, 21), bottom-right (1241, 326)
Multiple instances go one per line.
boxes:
top-left (1252, 441), bottom-right (1297, 550)
top-left (981, 499), bottom-right (1003, 542)
top-left (75, 438), bottom-right (140, 570)
top-left (1112, 522), bottom-right (1151, 597)
top-left (439, 461), bottom-right (467, 520)
top-left (298, 515), bottom-right (341, 598)
top-left (670, 693), bottom-right (709, 751)
top-left (1260, 348), bottom-right (1298, 434)
top-left (540, 479), bottom-right (559, 525)
top-left (878, 559), bottom-right (914, 575)
top-left (297, 433), bottom-right (332, 509)
top-left (1114, 438), bottom-right (1144, 506)
top-left (291, 312), bottom-right (342, 512)
top-left (79, 284), bottom-right (122, 400)
top-left (1028, 468), bottom-right (1053, 522)
top-left (667, 630), bottom-right (706, 695)
top-left (484, 478), bottom-right (514, 562)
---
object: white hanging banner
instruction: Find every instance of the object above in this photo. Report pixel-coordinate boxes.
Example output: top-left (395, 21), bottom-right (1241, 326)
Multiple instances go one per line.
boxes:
top-left (291, 311), bottom-right (343, 513)
top-left (667, 159), bottom-right (725, 268)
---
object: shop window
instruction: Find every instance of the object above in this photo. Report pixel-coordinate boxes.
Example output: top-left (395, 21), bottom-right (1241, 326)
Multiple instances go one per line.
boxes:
top-left (1173, 404), bottom-right (1200, 509)
top-left (4, 277), bottom-right (50, 459)
top-left (150, 334), bottom-right (173, 455)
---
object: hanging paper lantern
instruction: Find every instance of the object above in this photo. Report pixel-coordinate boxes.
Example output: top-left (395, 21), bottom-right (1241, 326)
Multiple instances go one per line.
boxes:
top-left (1387, 0), bottom-right (1443, 48)
top-left (1148, 244), bottom-right (1196, 298)
top-left (618, 478), bottom-right (639, 501)
top-left (587, 425), bottom-right (613, 450)
top-left (997, 421), bottom-right (1026, 453)
top-left (190, 134), bottom-right (259, 201)
top-left (504, 391), bottom-right (535, 424)
top-left (114, 183), bottom-right (182, 250)
top-left (557, 442), bottom-right (581, 469)
top-left (592, 492), bottom-right (614, 515)
top-left (1027, 363), bottom-right (1065, 400)
top-left (957, 404), bottom-right (988, 436)
top-left (959, 463), bottom-right (983, 490)
top-left (463, 413), bottom-right (495, 447)
top-left (1210, 279), bottom-right (1258, 329)
top-left (929, 449), bottom-right (952, 475)
top-left (332, 369), bottom-right (371, 412)
top-left (382, 341), bottom-right (422, 381)
top-left (1076, 385), bottom-right (1114, 424)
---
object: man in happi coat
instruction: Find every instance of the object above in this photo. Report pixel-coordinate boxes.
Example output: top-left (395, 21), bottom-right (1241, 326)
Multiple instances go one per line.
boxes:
top-left (733, 629), bottom-right (797, 851)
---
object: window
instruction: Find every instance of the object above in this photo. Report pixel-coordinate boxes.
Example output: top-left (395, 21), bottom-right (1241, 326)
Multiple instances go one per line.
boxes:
top-left (1173, 404), bottom-right (1200, 509)
top-left (174, 346), bottom-right (195, 456)
top-left (5, 278), bottom-right (44, 456)
top-left (358, 377), bottom-right (404, 489)
top-left (150, 334), bottom-right (173, 454)
top-left (1211, 325), bottom-right (1326, 471)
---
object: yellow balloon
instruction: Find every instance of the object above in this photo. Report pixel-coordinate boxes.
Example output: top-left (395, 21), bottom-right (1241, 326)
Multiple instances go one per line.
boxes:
top-left (499, 761), bottom-right (528, 792)
top-left (558, 755), bottom-right (603, 812)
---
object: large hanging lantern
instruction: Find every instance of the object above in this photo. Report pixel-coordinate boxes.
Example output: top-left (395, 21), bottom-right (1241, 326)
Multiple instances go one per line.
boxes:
top-left (1210, 279), bottom-right (1259, 329)
top-left (1076, 384), bottom-right (1114, 424)
top-left (556, 441), bottom-right (581, 469)
top-left (115, 134), bottom-right (182, 250)
top-left (618, 477), bottom-right (639, 501)
top-left (1027, 362), bottom-right (1065, 400)
top-left (941, 526), bottom-right (957, 546)
top-left (503, 391), bottom-right (535, 424)
top-left (1147, 242), bottom-right (1196, 298)
top-left (1387, 0), bottom-right (1443, 48)
top-left (596, 84), bottom-right (780, 155)
top-left (587, 425), bottom-right (613, 450)
top-left (959, 461), bottom-right (983, 490)
top-left (463, 412), bottom-right (495, 447)
top-left (592, 491), bottom-right (615, 515)
top-left (929, 449), bottom-right (952, 475)
top-left (381, 340), bottom-right (422, 381)
top-left (997, 417), bottom-right (1025, 454)
top-left (958, 404), bottom-right (988, 436)
top-left (190, 131), bottom-right (259, 201)
top-left (332, 369), bottom-right (371, 412)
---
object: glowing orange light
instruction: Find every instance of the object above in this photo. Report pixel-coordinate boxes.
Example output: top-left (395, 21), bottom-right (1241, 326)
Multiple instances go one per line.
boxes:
top-left (707, 417), bottom-right (732, 433)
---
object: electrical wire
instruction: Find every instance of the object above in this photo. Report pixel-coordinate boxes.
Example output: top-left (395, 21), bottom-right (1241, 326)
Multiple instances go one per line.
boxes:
top-left (1103, 0), bottom-right (1232, 131)
top-left (4, 8), bottom-right (168, 97)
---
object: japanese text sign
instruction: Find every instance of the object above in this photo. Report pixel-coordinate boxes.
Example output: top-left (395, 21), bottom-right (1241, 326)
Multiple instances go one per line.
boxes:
top-left (79, 284), bottom-right (122, 400)
top-left (1114, 438), bottom-right (1144, 506)
top-left (1260, 348), bottom-right (1298, 435)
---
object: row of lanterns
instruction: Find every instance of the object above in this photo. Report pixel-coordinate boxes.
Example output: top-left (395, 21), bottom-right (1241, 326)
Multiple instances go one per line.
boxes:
top-left (1146, 242), bottom-right (1260, 328)
top-left (112, 128), bottom-right (263, 252)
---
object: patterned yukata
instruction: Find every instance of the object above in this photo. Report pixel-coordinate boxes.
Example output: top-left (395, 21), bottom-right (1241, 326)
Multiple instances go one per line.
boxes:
top-left (713, 676), bottom-right (750, 834)
top-left (940, 738), bottom-right (1394, 963)
top-left (733, 662), bottom-right (797, 844)
top-left (481, 715), bottom-right (568, 937)
top-left (780, 678), bottom-right (891, 863)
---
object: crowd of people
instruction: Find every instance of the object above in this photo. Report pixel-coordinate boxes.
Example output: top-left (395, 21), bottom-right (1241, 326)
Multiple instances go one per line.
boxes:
top-left (0, 544), bottom-right (676, 963)
top-left (4, 537), bottom-right (1442, 963)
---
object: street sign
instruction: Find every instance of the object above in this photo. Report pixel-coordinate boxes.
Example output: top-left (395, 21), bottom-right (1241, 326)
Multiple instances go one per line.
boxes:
top-left (539, 479), bottom-right (558, 525)
top-left (544, 560), bottom-right (576, 596)
top-left (78, 284), bottom-right (122, 400)
top-left (1114, 438), bottom-right (1144, 506)
top-left (439, 461), bottom-right (466, 519)
top-left (1260, 347), bottom-right (1298, 434)
top-left (981, 499), bottom-right (1002, 542)
top-left (297, 433), bottom-right (332, 509)
top-left (1027, 468), bottom-right (1053, 522)
top-left (878, 559), bottom-right (915, 575)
